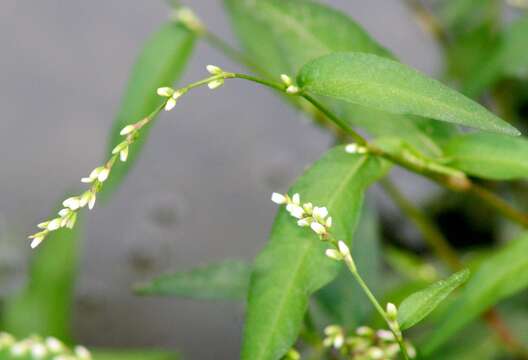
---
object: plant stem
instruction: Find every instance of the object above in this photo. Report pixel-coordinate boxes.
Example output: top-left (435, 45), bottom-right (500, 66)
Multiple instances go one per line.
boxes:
top-left (343, 259), bottom-right (410, 360)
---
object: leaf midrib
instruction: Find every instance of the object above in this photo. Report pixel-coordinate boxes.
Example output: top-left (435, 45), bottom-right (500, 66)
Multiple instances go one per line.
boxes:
top-left (251, 156), bottom-right (369, 360)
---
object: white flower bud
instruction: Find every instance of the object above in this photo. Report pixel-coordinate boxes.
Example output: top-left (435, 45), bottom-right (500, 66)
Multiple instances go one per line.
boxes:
top-left (207, 79), bottom-right (224, 90)
top-left (297, 218), bottom-right (311, 227)
top-left (63, 197), bottom-right (81, 210)
top-left (345, 143), bottom-right (368, 154)
top-left (97, 168), bottom-right (110, 182)
top-left (164, 97), bottom-right (177, 111)
top-left (156, 87), bottom-right (174, 97)
top-left (288, 205), bottom-right (305, 219)
top-left (325, 216), bottom-right (333, 227)
top-left (58, 208), bottom-right (71, 217)
top-left (325, 249), bottom-right (343, 261)
top-left (386, 302), bottom-right (398, 320)
top-left (80, 191), bottom-right (92, 207)
top-left (291, 193), bottom-right (300, 205)
top-left (112, 141), bottom-right (128, 155)
top-left (120, 147), bottom-right (129, 162)
top-left (47, 218), bottom-right (62, 231)
top-left (30, 235), bottom-right (45, 249)
top-left (310, 221), bottom-right (326, 235)
top-left (280, 74), bottom-right (292, 86)
top-left (271, 192), bottom-right (287, 204)
top-left (338, 240), bottom-right (351, 258)
top-left (286, 85), bottom-right (300, 94)
top-left (313, 206), bottom-right (328, 221)
top-left (206, 65), bottom-right (222, 75)
top-left (303, 202), bottom-right (313, 214)
top-left (88, 192), bottom-right (96, 210)
top-left (119, 125), bottom-right (135, 136)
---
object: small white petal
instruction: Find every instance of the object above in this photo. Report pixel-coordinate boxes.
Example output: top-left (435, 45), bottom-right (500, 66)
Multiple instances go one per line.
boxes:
top-left (206, 65), bottom-right (222, 75)
top-left (333, 334), bottom-right (344, 349)
top-left (291, 193), bottom-right (300, 205)
top-left (325, 249), bottom-right (342, 261)
top-left (376, 329), bottom-right (395, 341)
top-left (325, 216), bottom-right (333, 227)
top-left (310, 222), bottom-right (326, 235)
top-left (172, 90), bottom-right (184, 100)
top-left (271, 192), bottom-right (286, 204)
top-left (97, 168), bottom-right (110, 182)
top-left (45, 337), bottom-right (63, 353)
top-left (89, 167), bottom-right (103, 180)
top-left (31, 236), bottom-right (45, 249)
top-left (58, 208), bottom-right (71, 217)
top-left (63, 197), bottom-right (80, 210)
top-left (289, 206), bottom-right (305, 219)
top-left (207, 79), bottom-right (224, 90)
top-left (31, 344), bottom-right (48, 359)
top-left (313, 206), bottom-right (328, 220)
top-left (164, 97), bottom-right (177, 111)
top-left (303, 202), bottom-right (313, 213)
top-left (120, 147), bottom-right (129, 162)
top-left (79, 191), bottom-right (91, 207)
top-left (286, 85), bottom-right (299, 94)
top-left (81, 177), bottom-right (94, 183)
top-left (37, 221), bottom-right (49, 229)
top-left (74, 346), bottom-right (91, 360)
top-left (88, 193), bottom-right (96, 210)
top-left (156, 87), bottom-right (174, 97)
top-left (119, 125), bottom-right (135, 136)
top-left (338, 241), bottom-right (351, 257)
top-left (297, 218), bottom-right (311, 227)
top-left (47, 218), bottom-right (62, 231)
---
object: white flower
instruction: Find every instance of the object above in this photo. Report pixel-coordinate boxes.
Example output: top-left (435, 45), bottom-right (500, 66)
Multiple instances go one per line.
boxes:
top-left (157, 87), bottom-right (175, 97)
top-left (65, 213), bottom-right (77, 229)
top-left (271, 192), bottom-right (287, 204)
top-left (386, 302), bottom-right (398, 320)
top-left (63, 197), bottom-right (81, 210)
top-left (297, 218), bottom-right (311, 227)
top-left (47, 218), bottom-right (62, 231)
top-left (345, 143), bottom-right (368, 154)
top-left (119, 146), bottom-right (129, 162)
top-left (88, 192), bottom-right (96, 210)
top-left (158, 87), bottom-right (183, 111)
top-left (31, 343), bottom-right (48, 359)
top-left (312, 206), bottom-right (328, 222)
top-left (325, 249), bottom-right (343, 261)
top-left (206, 65), bottom-right (223, 75)
top-left (58, 208), bottom-right (71, 217)
top-left (82, 167), bottom-right (103, 183)
top-left (291, 193), bottom-right (300, 205)
top-left (303, 202), bottom-right (313, 213)
top-left (74, 346), bottom-right (91, 360)
top-left (164, 97), bottom-right (177, 111)
top-left (119, 125), bottom-right (135, 136)
top-left (10, 342), bottom-right (27, 356)
top-left (30, 235), bottom-right (45, 249)
top-left (310, 221), bottom-right (326, 235)
top-left (207, 79), bottom-right (224, 90)
top-left (45, 337), bottom-right (63, 353)
top-left (288, 205), bottom-right (305, 219)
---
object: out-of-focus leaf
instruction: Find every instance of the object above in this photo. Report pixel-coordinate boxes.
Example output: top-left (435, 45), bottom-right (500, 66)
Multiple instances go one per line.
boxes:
top-left (2, 216), bottom-right (82, 342)
top-left (397, 269), bottom-right (470, 330)
top-left (224, 0), bottom-right (454, 155)
top-left (101, 22), bottom-right (196, 198)
top-left (442, 133), bottom-right (528, 180)
top-left (464, 15), bottom-right (528, 96)
top-left (134, 260), bottom-right (251, 300)
top-left (385, 247), bottom-right (438, 283)
top-left (93, 349), bottom-right (180, 360)
top-left (315, 199), bottom-right (381, 327)
top-left (241, 147), bottom-right (389, 360)
top-left (438, 0), bottom-right (496, 35)
top-left (297, 52), bottom-right (520, 135)
top-left (423, 234), bottom-right (528, 354)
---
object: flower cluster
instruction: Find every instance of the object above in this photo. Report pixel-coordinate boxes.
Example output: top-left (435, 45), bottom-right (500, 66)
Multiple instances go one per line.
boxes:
top-left (271, 192), bottom-right (332, 238)
top-left (28, 115), bottom-right (150, 249)
top-left (322, 325), bottom-right (416, 359)
top-left (0, 332), bottom-right (91, 360)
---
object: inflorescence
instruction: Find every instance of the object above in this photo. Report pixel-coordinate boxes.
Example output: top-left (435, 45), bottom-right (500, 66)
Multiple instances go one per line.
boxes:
top-left (0, 332), bottom-right (91, 360)
top-left (322, 325), bottom-right (416, 359)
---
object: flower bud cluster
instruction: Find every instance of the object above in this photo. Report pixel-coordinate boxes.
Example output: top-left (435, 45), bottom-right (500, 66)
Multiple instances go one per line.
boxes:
top-left (28, 112), bottom-right (151, 249)
top-left (322, 325), bottom-right (416, 359)
top-left (271, 192), bottom-right (333, 238)
top-left (0, 332), bottom-right (91, 360)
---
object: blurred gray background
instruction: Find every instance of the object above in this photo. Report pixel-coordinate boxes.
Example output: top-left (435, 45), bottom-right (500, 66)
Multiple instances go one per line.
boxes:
top-left (0, 1), bottom-right (441, 358)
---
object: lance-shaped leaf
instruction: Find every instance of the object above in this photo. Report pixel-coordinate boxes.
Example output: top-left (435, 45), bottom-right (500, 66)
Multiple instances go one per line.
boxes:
top-left (100, 22), bottom-right (196, 198)
top-left (442, 133), bottom-right (528, 180)
top-left (2, 214), bottom-right (83, 342)
top-left (397, 269), bottom-right (470, 330)
top-left (241, 147), bottom-right (389, 360)
top-left (423, 234), bottom-right (528, 354)
top-left (297, 52), bottom-right (519, 136)
top-left (134, 260), bottom-right (251, 301)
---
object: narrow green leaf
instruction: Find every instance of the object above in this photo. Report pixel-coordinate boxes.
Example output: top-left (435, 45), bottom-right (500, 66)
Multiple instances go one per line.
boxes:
top-left (2, 215), bottom-right (82, 342)
top-left (100, 22), bottom-right (196, 198)
top-left (241, 147), bottom-right (389, 360)
top-left (464, 15), bottom-right (528, 96)
top-left (397, 269), bottom-right (470, 330)
top-left (93, 349), bottom-right (180, 360)
top-left (134, 260), bottom-right (251, 300)
top-left (423, 234), bottom-right (528, 354)
top-left (315, 199), bottom-right (381, 327)
top-left (297, 52), bottom-right (519, 135)
top-left (442, 133), bottom-right (528, 180)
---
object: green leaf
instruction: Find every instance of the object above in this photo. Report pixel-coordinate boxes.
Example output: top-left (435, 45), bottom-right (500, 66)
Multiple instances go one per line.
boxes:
top-left (442, 133), bottom-right (528, 180)
top-left (423, 234), bottom-right (528, 354)
top-left (315, 199), bottom-right (381, 327)
top-left (464, 15), bottom-right (528, 96)
top-left (100, 22), bottom-right (196, 199)
top-left (93, 349), bottom-right (180, 360)
top-left (297, 52), bottom-right (519, 135)
top-left (2, 215), bottom-right (83, 342)
top-left (241, 147), bottom-right (389, 360)
top-left (134, 260), bottom-right (251, 300)
top-left (438, 0), bottom-right (496, 34)
top-left (397, 269), bottom-right (470, 330)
